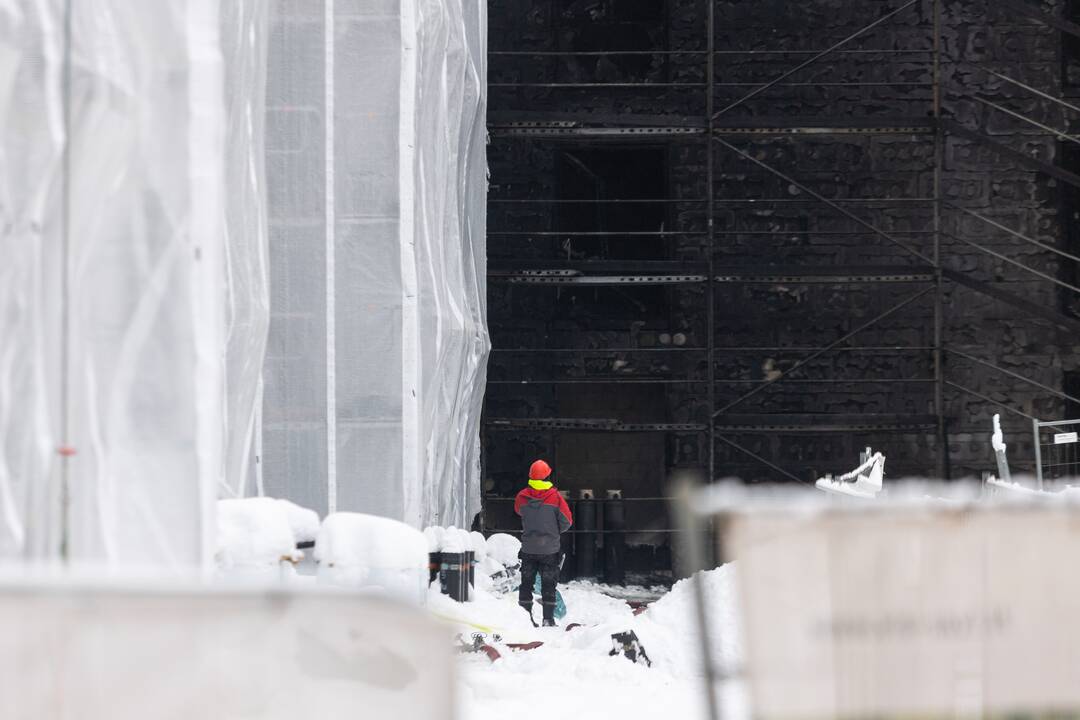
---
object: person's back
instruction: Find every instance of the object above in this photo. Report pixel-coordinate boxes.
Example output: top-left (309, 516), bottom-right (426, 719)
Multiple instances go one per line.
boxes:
top-left (514, 459), bottom-right (572, 626)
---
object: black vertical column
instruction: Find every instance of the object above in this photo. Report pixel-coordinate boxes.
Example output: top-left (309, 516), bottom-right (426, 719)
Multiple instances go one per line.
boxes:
top-left (574, 490), bottom-right (598, 579)
top-left (560, 491), bottom-right (576, 582)
top-left (603, 489), bottom-right (625, 585)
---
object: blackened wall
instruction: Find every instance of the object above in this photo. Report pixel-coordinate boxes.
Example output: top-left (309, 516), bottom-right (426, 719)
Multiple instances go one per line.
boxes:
top-left (484, 0), bottom-right (1080, 520)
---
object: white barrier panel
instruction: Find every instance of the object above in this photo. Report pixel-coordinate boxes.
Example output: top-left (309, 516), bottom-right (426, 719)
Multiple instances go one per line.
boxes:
top-left (0, 580), bottom-right (452, 720)
top-left (729, 504), bottom-right (1080, 719)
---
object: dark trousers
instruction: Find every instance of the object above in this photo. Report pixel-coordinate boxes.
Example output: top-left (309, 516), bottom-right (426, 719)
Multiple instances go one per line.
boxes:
top-left (518, 552), bottom-right (559, 621)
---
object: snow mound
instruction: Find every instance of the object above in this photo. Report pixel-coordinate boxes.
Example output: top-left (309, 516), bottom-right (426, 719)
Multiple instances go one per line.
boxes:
top-left (441, 567), bottom-right (747, 720)
top-left (473, 555), bottom-right (505, 593)
top-left (423, 526), bottom-right (445, 553)
top-left (420, 526), bottom-right (489, 558)
top-left (276, 499), bottom-right (319, 543)
top-left (631, 564), bottom-right (742, 676)
top-left (215, 498), bottom-right (300, 572)
top-left (441, 526), bottom-right (470, 553)
top-left (315, 512), bottom-right (428, 604)
top-left (469, 531), bottom-right (488, 559)
top-left (484, 533), bottom-right (521, 566)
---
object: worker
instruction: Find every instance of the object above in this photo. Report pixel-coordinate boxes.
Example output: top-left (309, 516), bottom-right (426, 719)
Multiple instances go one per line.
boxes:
top-left (514, 459), bottom-right (573, 627)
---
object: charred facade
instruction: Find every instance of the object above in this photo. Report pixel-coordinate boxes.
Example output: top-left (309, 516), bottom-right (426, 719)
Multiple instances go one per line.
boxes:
top-left (481, 0), bottom-right (1080, 569)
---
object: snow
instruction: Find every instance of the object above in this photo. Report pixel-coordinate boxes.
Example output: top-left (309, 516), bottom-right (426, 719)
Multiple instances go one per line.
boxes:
top-left (992, 413), bottom-right (1007, 453)
top-left (483, 533), bottom-right (521, 566)
top-left (431, 564), bottom-right (746, 720)
top-left (276, 499), bottom-right (320, 543)
top-left (986, 477), bottom-right (1046, 496)
top-left (423, 526), bottom-right (445, 553)
top-left (315, 512), bottom-right (428, 604)
top-left (816, 450), bottom-right (885, 499)
top-left (561, 579), bottom-right (668, 604)
top-left (634, 565), bottom-right (742, 676)
top-left (440, 526), bottom-right (470, 554)
top-left (214, 497), bottom-right (322, 577)
top-left (469, 531), bottom-right (488, 559)
top-left (215, 498), bottom-right (300, 573)
top-left (473, 556), bottom-right (507, 594)
top-left (423, 526), bottom-right (485, 556)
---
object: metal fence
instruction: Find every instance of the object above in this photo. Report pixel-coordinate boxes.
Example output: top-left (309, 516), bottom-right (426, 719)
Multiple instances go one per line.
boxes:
top-left (1034, 418), bottom-right (1080, 487)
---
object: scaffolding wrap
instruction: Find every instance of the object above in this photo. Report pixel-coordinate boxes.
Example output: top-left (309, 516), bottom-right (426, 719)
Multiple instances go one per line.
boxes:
top-left (0, 0), bottom-right (269, 567)
top-left (220, 2), bottom-right (270, 501)
top-left (1, 0), bottom-right (488, 561)
top-left (262, 0), bottom-right (489, 527)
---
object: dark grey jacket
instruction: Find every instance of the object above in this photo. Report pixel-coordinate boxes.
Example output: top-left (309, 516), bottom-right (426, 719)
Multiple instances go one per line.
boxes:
top-left (514, 486), bottom-right (573, 555)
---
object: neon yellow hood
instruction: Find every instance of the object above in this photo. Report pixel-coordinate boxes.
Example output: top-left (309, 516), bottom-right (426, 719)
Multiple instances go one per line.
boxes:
top-left (528, 479), bottom-right (553, 491)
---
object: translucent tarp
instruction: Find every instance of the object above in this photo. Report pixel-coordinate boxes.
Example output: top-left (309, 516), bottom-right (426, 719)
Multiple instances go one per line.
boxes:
top-left (262, 0), bottom-right (488, 528)
top-left (0, 1), bottom-right (269, 567)
top-left (1, 0), bottom-right (486, 563)
top-left (220, 2), bottom-right (270, 500)
top-left (0, 578), bottom-right (452, 719)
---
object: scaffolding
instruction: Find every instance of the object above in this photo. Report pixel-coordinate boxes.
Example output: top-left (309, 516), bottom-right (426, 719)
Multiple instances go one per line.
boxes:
top-left (484, 0), bottom-right (1080, 488)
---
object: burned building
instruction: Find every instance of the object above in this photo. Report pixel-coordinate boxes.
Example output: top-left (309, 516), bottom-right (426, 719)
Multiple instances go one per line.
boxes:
top-left (481, 0), bottom-right (1080, 574)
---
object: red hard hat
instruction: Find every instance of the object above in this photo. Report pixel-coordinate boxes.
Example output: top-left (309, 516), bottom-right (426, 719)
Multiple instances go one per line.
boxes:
top-left (529, 459), bottom-right (552, 480)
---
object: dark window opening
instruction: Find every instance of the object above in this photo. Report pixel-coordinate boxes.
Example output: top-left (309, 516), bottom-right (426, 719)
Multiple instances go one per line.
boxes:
top-left (1066, 370), bottom-right (1080, 420)
top-left (555, 146), bottom-right (668, 261)
top-left (555, 0), bottom-right (668, 83)
top-left (1063, 0), bottom-right (1080, 94)
top-left (1058, 140), bottom-right (1080, 318)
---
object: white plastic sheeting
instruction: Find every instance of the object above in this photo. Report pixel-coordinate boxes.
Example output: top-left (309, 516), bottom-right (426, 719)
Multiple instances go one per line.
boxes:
top-left (0, 2), bottom-right (61, 560)
top-left (0, 1), bottom-right (269, 567)
top-left (221, 2), bottom-right (271, 500)
top-left (1, 0), bottom-right (485, 563)
top-left (262, 0), bottom-right (488, 528)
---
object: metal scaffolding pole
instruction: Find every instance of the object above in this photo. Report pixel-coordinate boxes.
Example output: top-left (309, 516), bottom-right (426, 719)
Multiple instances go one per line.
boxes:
top-left (711, 0), bottom-right (919, 119)
top-left (707, 0), bottom-right (716, 489)
top-left (711, 137), bottom-right (934, 264)
top-left (713, 287), bottom-right (936, 416)
top-left (484, 0), bottom-right (1080, 488)
top-left (933, 0), bottom-right (948, 479)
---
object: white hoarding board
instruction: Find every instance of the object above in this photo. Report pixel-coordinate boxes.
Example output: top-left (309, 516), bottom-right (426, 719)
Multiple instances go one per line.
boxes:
top-left (729, 506), bottom-right (1080, 720)
top-left (0, 582), bottom-right (452, 720)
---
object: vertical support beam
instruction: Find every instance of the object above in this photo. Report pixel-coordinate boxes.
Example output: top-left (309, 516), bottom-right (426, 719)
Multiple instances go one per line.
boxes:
top-left (552, 427), bottom-right (558, 483)
top-left (706, 0), bottom-right (716, 487)
top-left (674, 480), bottom-right (720, 720)
top-left (479, 406), bottom-right (487, 531)
top-left (60, 0), bottom-right (74, 560)
top-left (704, 0), bottom-right (718, 571)
top-left (254, 374), bottom-right (265, 496)
top-left (399, 0), bottom-right (421, 524)
top-left (932, 0), bottom-right (948, 479)
top-left (1033, 418), bottom-right (1044, 489)
top-left (324, 0), bottom-right (338, 513)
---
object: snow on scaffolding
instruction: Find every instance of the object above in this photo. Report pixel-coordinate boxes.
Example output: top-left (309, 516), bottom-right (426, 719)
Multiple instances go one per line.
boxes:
top-left (815, 447), bottom-right (886, 499)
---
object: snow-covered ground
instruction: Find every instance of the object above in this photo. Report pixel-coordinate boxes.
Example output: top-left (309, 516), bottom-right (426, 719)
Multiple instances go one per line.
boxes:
top-left (429, 567), bottom-right (746, 720)
top-left (215, 508), bottom-right (748, 718)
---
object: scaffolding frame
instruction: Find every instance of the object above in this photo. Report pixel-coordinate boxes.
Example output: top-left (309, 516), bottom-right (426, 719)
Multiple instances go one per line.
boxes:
top-left (484, 0), bottom-right (1080, 485)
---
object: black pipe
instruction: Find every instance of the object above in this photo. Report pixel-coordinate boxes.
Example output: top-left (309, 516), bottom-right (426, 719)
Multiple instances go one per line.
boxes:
top-left (441, 552), bottom-right (469, 602)
top-left (560, 496), bottom-right (576, 582)
top-left (428, 551), bottom-right (442, 585)
top-left (575, 492), bottom-right (598, 579)
top-left (603, 490), bottom-right (625, 585)
top-left (465, 550), bottom-right (476, 591)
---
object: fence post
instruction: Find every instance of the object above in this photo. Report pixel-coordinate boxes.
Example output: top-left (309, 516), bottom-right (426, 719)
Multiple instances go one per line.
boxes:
top-left (673, 479), bottom-right (720, 720)
top-left (1033, 418), bottom-right (1044, 490)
